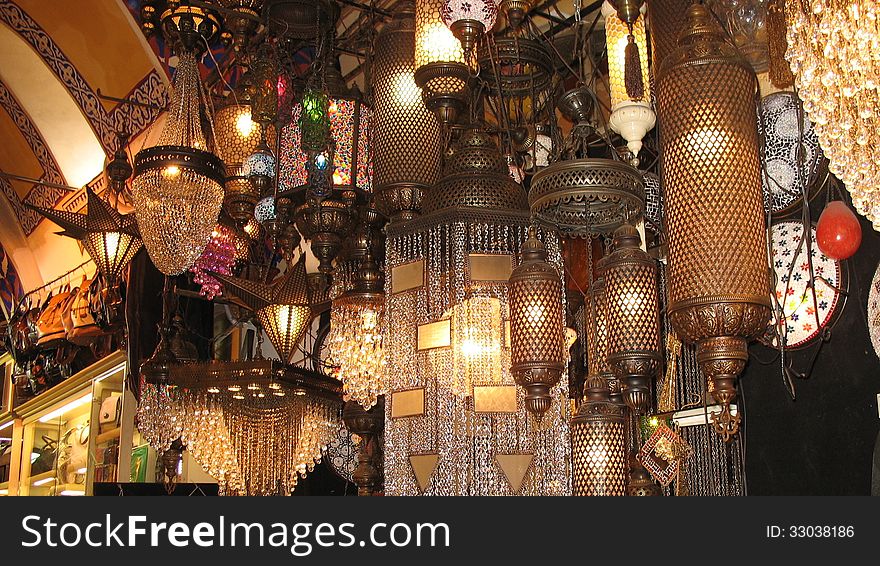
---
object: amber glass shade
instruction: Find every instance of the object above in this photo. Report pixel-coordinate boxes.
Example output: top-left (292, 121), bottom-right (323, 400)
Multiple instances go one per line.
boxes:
top-left (603, 7), bottom-right (650, 109)
top-left (604, 225), bottom-right (660, 415)
top-left (508, 229), bottom-right (565, 419)
top-left (655, 4), bottom-right (771, 439)
top-left (258, 303), bottom-right (312, 365)
top-left (214, 103), bottom-right (264, 174)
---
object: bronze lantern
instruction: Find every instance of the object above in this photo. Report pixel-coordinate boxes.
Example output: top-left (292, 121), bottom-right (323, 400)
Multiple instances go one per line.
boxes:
top-left (508, 227), bottom-right (565, 420)
top-left (603, 224), bottom-right (660, 416)
top-left (655, 3), bottom-right (771, 439)
top-left (294, 197), bottom-right (355, 276)
top-left (571, 375), bottom-right (627, 496)
top-left (371, 1), bottom-right (440, 221)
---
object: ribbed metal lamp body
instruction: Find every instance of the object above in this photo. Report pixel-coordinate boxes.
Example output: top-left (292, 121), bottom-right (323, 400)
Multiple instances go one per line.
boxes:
top-left (655, 5), bottom-right (771, 437)
top-left (372, 2), bottom-right (440, 220)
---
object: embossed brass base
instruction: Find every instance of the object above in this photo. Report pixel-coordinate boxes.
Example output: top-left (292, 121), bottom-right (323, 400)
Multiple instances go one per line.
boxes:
top-left (697, 336), bottom-right (747, 441)
top-left (608, 352), bottom-right (661, 415)
top-left (513, 366), bottom-right (562, 421)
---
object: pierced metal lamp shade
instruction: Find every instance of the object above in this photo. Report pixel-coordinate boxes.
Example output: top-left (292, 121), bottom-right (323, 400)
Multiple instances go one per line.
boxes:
top-left (604, 224), bottom-right (660, 415)
top-left (509, 228), bottom-right (565, 419)
top-left (132, 51), bottom-right (225, 275)
top-left (414, 0), bottom-right (469, 124)
top-left (212, 258), bottom-right (313, 364)
top-left (372, 1), bottom-right (440, 221)
top-left (571, 375), bottom-right (627, 496)
top-left (655, 4), bottom-right (771, 439)
top-left (25, 186), bottom-right (142, 282)
top-left (214, 102), bottom-right (266, 223)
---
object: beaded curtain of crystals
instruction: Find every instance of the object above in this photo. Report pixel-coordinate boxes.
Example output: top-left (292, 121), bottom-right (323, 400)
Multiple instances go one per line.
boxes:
top-left (383, 130), bottom-right (571, 496)
top-left (785, 1), bottom-right (880, 230)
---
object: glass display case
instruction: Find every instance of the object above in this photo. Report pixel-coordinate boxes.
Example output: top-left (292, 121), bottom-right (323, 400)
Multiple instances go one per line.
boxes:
top-left (15, 351), bottom-right (131, 496)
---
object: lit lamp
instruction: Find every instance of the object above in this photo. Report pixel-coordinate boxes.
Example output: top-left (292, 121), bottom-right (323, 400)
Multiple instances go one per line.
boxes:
top-left (508, 227), bottom-right (565, 419)
top-left (329, 252), bottom-right (386, 410)
top-left (414, 0), bottom-right (470, 125)
top-left (584, 275), bottom-right (623, 401)
top-left (279, 62), bottom-right (373, 199)
top-left (131, 50), bottom-right (226, 275)
top-left (212, 258), bottom-right (313, 364)
top-left (604, 224), bottom-right (660, 416)
top-left (602, 0), bottom-right (655, 161)
top-left (655, 4), bottom-right (770, 439)
top-left (214, 99), bottom-right (266, 224)
top-left (372, 1), bottom-right (441, 221)
top-left (571, 375), bottom-right (627, 496)
top-left (441, 0), bottom-right (498, 56)
top-left (26, 187), bottom-right (142, 283)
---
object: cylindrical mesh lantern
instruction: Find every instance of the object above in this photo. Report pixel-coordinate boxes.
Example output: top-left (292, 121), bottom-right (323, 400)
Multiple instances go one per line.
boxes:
top-left (509, 228), bottom-right (565, 419)
top-left (604, 224), bottom-right (660, 416)
top-left (372, 2), bottom-right (441, 221)
top-left (132, 51), bottom-right (225, 275)
top-left (602, 1), bottom-right (655, 158)
top-left (414, 0), bottom-right (469, 124)
top-left (571, 375), bottom-right (627, 496)
top-left (655, 4), bottom-right (771, 440)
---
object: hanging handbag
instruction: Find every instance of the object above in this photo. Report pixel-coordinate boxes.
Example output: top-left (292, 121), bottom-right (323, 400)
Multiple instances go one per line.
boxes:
top-left (30, 435), bottom-right (58, 476)
top-left (8, 302), bottom-right (40, 364)
top-left (90, 273), bottom-right (126, 331)
top-left (36, 286), bottom-right (75, 347)
top-left (99, 394), bottom-right (121, 427)
top-left (68, 276), bottom-right (103, 345)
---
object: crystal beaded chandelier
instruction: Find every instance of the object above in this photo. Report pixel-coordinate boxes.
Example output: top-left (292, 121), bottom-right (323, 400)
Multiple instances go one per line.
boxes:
top-left (383, 129), bottom-right (571, 495)
top-left (329, 252), bottom-right (387, 410)
top-left (131, 50), bottom-right (226, 275)
top-left (785, 0), bottom-right (880, 230)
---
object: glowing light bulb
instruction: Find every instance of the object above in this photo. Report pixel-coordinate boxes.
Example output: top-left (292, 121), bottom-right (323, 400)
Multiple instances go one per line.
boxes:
top-left (236, 111), bottom-right (256, 137)
top-left (162, 165), bottom-right (181, 179)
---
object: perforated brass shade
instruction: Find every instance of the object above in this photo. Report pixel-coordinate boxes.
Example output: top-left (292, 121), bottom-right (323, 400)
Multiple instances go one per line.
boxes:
top-left (585, 276), bottom-right (610, 377)
top-left (371, 1), bottom-right (440, 221)
top-left (214, 103), bottom-right (264, 174)
top-left (211, 258), bottom-right (313, 364)
top-left (571, 375), bottom-right (627, 496)
top-left (604, 225), bottom-right (660, 415)
top-left (25, 186), bottom-right (142, 282)
top-left (508, 229), bottom-right (565, 419)
top-left (655, 4), bottom-right (771, 439)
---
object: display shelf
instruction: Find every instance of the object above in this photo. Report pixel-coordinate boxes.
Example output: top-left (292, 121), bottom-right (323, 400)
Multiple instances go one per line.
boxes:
top-left (29, 469), bottom-right (56, 486)
top-left (96, 427), bottom-right (121, 444)
top-left (56, 483), bottom-right (86, 496)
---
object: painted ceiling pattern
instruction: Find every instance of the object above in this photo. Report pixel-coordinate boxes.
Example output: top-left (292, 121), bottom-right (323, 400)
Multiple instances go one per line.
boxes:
top-left (0, 0), bottom-right (169, 238)
top-left (0, 78), bottom-right (66, 234)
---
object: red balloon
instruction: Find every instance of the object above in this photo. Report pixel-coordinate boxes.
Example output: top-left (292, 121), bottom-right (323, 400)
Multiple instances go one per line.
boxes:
top-left (816, 200), bottom-right (862, 260)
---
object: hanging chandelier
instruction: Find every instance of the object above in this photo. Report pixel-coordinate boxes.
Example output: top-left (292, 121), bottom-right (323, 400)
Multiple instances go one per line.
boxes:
top-left (602, 0), bottom-right (655, 161)
top-left (655, 3), bottom-right (771, 439)
top-left (131, 50), bottom-right (226, 275)
top-left (603, 224), bottom-right (660, 416)
top-left (137, 359), bottom-right (342, 495)
top-left (371, 1), bottom-right (440, 222)
top-left (786, 1), bottom-right (880, 230)
top-left (530, 87), bottom-right (645, 237)
top-left (329, 252), bottom-right (387, 410)
top-left (571, 375), bottom-right (627, 496)
top-left (383, 129), bottom-right (571, 495)
top-left (414, 0), bottom-right (470, 125)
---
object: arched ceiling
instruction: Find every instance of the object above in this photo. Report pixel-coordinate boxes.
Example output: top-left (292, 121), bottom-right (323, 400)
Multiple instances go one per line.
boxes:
top-left (0, 0), bottom-right (168, 289)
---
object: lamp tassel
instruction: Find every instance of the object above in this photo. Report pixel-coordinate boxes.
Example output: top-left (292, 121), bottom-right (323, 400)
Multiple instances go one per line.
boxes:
top-left (624, 29), bottom-right (645, 101)
top-left (767, 0), bottom-right (794, 89)
top-left (658, 333), bottom-right (681, 413)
